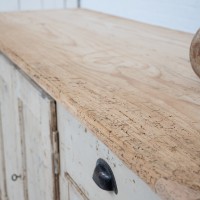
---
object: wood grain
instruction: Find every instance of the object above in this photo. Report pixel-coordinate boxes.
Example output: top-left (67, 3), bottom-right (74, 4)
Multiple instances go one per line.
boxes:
top-left (0, 9), bottom-right (199, 198)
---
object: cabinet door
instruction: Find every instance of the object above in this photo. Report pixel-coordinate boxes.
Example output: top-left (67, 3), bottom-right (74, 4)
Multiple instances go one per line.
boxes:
top-left (0, 54), bottom-right (59, 200)
top-left (15, 68), bottom-right (58, 200)
top-left (0, 55), bottom-right (24, 200)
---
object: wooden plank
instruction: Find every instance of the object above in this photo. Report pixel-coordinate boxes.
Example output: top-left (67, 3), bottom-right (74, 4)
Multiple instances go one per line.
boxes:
top-left (0, 9), bottom-right (199, 198)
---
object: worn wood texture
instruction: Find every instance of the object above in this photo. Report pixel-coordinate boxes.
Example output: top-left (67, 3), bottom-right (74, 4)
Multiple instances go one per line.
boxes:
top-left (190, 29), bottom-right (200, 78)
top-left (0, 9), bottom-right (199, 198)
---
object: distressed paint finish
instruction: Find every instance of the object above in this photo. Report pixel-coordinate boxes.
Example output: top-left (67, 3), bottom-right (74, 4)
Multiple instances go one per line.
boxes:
top-left (0, 10), bottom-right (200, 199)
top-left (14, 61), bottom-right (58, 200)
top-left (64, 172), bottom-right (89, 200)
top-left (0, 54), bottom-right (58, 200)
top-left (0, 54), bottom-right (24, 200)
top-left (0, 105), bottom-right (8, 200)
top-left (57, 103), bottom-right (160, 200)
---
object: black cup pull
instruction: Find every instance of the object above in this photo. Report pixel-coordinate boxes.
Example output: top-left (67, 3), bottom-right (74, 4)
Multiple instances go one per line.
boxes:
top-left (92, 158), bottom-right (118, 194)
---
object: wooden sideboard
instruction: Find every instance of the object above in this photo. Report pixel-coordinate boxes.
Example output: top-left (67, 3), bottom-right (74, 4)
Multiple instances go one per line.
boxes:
top-left (0, 9), bottom-right (200, 200)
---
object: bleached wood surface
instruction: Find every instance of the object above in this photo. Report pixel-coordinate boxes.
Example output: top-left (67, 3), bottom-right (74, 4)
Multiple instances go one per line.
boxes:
top-left (0, 9), bottom-right (199, 199)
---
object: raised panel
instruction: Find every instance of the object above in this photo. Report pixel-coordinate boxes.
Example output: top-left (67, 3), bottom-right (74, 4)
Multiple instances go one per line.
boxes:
top-left (0, 105), bottom-right (8, 200)
top-left (61, 172), bottom-right (89, 200)
top-left (0, 54), bottom-right (24, 200)
top-left (0, 54), bottom-right (57, 200)
top-left (14, 66), bottom-right (57, 200)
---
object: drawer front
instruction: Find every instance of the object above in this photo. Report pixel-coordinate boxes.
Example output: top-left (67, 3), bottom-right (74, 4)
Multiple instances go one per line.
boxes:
top-left (57, 103), bottom-right (160, 200)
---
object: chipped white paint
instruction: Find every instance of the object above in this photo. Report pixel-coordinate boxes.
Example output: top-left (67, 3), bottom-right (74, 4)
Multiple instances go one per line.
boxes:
top-left (0, 54), bottom-right (57, 200)
top-left (15, 69), bottom-right (57, 200)
top-left (57, 103), bottom-right (161, 200)
top-left (0, 54), bottom-right (24, 200)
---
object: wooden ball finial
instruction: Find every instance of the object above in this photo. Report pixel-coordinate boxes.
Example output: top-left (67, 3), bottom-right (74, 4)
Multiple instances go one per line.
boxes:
top-left (190, 29), bottom-right (200, 78)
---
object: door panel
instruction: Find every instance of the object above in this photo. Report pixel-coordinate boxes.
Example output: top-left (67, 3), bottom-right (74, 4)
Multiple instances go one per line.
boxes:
top-left (0, 55), bottom-right (24, 200)
top-left (0, 104), bottom-right (8, 200)
top-left (0, 54), bottom-right (58, 200)
top-left (14, 64), bottom-right (58, 200)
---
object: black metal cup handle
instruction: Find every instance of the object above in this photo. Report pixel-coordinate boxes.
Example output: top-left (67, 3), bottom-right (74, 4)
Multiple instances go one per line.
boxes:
top-left (93, 158), bottom-right (118, 194)
top-left (11, 174), bottom-right (21, 181)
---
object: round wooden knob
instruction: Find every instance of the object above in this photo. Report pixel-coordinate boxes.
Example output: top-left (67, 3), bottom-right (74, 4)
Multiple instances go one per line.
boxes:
top-left (190, 29), bottom-right (200, 78)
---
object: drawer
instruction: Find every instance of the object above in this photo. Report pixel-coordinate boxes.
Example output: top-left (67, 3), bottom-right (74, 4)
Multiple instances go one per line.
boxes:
top-left (57, 103), bottom-right (160, 200)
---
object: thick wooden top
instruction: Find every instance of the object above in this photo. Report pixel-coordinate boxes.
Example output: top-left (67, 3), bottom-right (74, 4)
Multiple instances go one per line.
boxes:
top-left (0, 9), bottom-right (200, 199)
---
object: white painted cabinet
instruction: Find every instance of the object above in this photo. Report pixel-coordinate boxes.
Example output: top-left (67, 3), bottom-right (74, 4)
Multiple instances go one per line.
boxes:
top-left (57, 103), bottom-right (160, 200)
top-left (0, 55), bottom-right (59, 200)
top-left (0, 55), bottom-right (24, 200)
top-left (0, 53), bottom-right (160, 200)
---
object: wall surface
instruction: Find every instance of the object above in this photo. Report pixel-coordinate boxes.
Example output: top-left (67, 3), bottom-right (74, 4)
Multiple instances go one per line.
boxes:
top-left (81, 0), bottom-right (200, 33)
top-left (0, 0), bottom-right (199, 32)
top-left (0, 0), bottom-right (78, 11)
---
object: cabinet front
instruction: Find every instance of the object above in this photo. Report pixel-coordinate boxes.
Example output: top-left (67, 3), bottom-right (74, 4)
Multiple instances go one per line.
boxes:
top-left (0, 54), bottom-right (58, 200)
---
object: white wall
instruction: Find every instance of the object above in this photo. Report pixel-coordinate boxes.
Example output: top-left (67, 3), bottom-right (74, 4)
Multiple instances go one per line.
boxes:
top-left (81, 0), bottom-right (200, 33)
top-left (0, 0), bottom-right (199, 33)
top-left (0, 0), bottom-right (78, 11)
